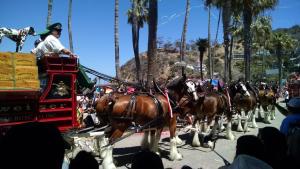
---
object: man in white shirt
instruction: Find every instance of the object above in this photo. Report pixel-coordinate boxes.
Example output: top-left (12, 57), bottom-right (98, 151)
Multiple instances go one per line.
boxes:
top-left (31, 23), bottom-right (77, 58)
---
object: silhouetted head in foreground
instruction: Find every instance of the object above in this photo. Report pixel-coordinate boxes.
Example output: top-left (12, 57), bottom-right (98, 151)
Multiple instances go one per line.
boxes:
top-left (131, 150), bottom-right (164, 169)
top-left (235, 135), bottom-right (265, 161)
top-left (0, 122), bottom-right (67, 169)
top-left (69, 151), bottom-right (98, 169)
top-left (258, 127), bottom-right (287, 169)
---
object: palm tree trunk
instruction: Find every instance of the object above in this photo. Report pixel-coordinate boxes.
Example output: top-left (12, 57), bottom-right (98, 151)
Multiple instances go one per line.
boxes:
top-left (180, 0), bottom-right (190, 76)
top-left (243, 6), bottom-right (252, 82)
top-left (132, 2), bottom-right (141, 82)
top-left (200, 52), bottom-right (204, 80)
top-left (229, 35), bottom-right (234, 81)
top-left (115, 0), bottom-right (120, 78)
top-left (222, 0), bottom-right (231, 82)
top-left (68, 0), bottom-right (74, 53)
top-left (46, 0), bottom-right (53, 27)
top-left (147, 0), bottom-right (158, 88)
top-left (212, 8), bottom-right (221, 78)
top-left (132, 25), bottom-right (141, 82)
top-left (208, 4), bottom-right (212, 79)
top-left (277, 47), bottom-right (282, 88)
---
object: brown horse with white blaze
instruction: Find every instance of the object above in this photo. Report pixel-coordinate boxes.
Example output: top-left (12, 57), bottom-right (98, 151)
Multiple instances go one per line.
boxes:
top-left (229, 81), bottom-right (257, 132)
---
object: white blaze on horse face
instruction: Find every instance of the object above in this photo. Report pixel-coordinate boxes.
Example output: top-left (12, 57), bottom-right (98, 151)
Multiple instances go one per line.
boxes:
top-left (186, 81), bottom-right (199, 101)
top-left (241, 84), bottom-right (250, 96)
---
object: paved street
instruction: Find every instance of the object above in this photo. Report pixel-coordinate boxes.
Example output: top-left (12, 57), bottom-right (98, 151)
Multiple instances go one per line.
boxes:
top-left (101, 101), bottom-right (286, 169)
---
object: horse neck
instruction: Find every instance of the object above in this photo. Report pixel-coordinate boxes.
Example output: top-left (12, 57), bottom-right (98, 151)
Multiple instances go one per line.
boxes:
top-left (167, 88), bottom-right (182, 102)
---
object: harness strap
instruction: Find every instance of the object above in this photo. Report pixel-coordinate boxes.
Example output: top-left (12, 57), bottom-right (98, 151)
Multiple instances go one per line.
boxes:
top-left (163, 89), bottom-right (173, 118)
top-left (124, 95), bottom-right (136, 120)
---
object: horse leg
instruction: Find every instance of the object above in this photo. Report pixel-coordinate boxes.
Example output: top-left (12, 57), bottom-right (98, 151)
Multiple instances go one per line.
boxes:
top-left (141, 130), bottom-right (150, 149)
top-left (174, 114), bottom-right (183, 145)
top-left (250, 108), bottom-right (258, 128)
top-left (150, 128), bottom-right (162, 155)
top-left (271, 105), bottom-right (276, 120)
top-left (102, 144), bottom-right (116, 169)
top-left (101, 135), bottom-right (119, 169)
top-left (237, 110), bottom-right (243, 132)
top-left (191, 119), bottom-right (201, 147)
top-left (99, 136), bottom-right (109, 158)
top-left (203, 116), bottom-right (218, 148)
top-left (263, 105), bottom-right (271, 124)
top-left (219, 114), bottom-right (225, 130)
top-left (102, 123), bottom-right (128, 169)
top-left (169, 116), bottom-right (183, 161)
top-left (202, 116), bottom-right (209, 133)
top-left (209, 116), bottom-right (218, 138)
top-left (243, 111), bottom-right (250, 132)
top-left (226, 117), bottom-right (235, 140)
top-left (257, 104), bottom-right (263, 119)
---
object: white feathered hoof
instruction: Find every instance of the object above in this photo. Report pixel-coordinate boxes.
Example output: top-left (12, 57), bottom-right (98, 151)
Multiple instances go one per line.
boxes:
top-left (102, 146), bottom-right (117, 169)
top-left (271, 116), bottom-right (275, 120)
top-left (237, 123), bottom-right (244, 132)
top-left (271, 113), bottom-right (275, 120)
top-left (250, 123), bottom-right (258, 128)
top-left (175, 135), bottom-right (183, 145)
top-left (191, 132), bottom-right (201, 147)
top-left (264, 115), bottom-right (271, 124)
top-left (169, 138), bottom-right (183, 161)
top-left (226, 132), bottom-right (235, 141)
top-left (169, 150), bottom-right (183, 161)
top-left (99, 137), bottom-right (109, 159)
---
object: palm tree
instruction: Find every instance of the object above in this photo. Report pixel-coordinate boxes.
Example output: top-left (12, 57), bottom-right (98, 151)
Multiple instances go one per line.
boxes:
top-left (46, 0), bottom-right (53, 27)
top-left (268, 32), bottom-right (297, 88)
top-left (127, 0), bottom-right (148, 82)
top-left (232, 0), bottom-right (278, 81)
top-left (115, 0), bottom-right (120, 79)
top-left (228, 15), bottom-right (241, 81)
top-left (68, 0), bottom-right (73, 53)
top-left (205, 0), bottom-right (232, 82)
top-left (180, 0), bottom-right (190, 76)
top-left (212, 8), bottom-right (221, 79)
top-left (207, 4), bottom-right (212, 79)
top-left (196, 38), bottom-right (209, 80)
top-left (146, 0), bottom-right (157, 88)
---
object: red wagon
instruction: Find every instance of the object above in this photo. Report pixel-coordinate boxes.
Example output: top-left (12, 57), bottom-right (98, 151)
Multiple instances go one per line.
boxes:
top-left (0, 56), bottom-right (79, 135)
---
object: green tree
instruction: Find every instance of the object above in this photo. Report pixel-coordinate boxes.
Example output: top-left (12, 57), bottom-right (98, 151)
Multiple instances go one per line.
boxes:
top-left (115, 0), bottom-right (121, 78)
top-left (232, 0), bottom-right (278, 81)
top-left (180, 0), bottom-right (190, 75)
top-left (46, 0), bottom-right (53, 27)
top-left (196, 38), bottom-right (209, 80)
top-left (268, 32), bottom-right (297, 87)
top-left (127, 0), bottom-right (148, 82)
top-left (146, 0), bottom-right (157, 88)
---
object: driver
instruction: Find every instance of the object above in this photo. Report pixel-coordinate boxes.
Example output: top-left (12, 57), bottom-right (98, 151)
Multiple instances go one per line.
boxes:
top-left (31, 23), bottom-right (77, 58)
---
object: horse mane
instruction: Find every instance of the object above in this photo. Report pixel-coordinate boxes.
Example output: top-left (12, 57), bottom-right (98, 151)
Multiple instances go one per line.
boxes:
top-left (166, 77), bottom-right (183, 89)
top-left (153, 79), bottom-right (164, 95)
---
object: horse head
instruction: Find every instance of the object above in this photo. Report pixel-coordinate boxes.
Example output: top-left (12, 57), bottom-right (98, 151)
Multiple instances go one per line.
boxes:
top-left (167, 75), bottom-right (198, 101)
top-left (95, 93), bottom-right (118, 125)
top-left (185, 79), bottom-right (199, 101)
top-left (235, 82), bottom-right (251, 97)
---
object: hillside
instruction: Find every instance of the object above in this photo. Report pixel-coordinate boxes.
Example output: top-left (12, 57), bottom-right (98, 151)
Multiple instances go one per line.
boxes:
top-left (120, 45), bottom-right (227, 82)
top-left (120, 25), bottom-right (300, 82)
top-left (274, 25), bottom-right (300, 42)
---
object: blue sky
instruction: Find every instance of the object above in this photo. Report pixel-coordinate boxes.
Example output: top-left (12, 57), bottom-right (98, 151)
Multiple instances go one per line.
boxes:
top-left (1, 0), bottom-right (300, 76)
